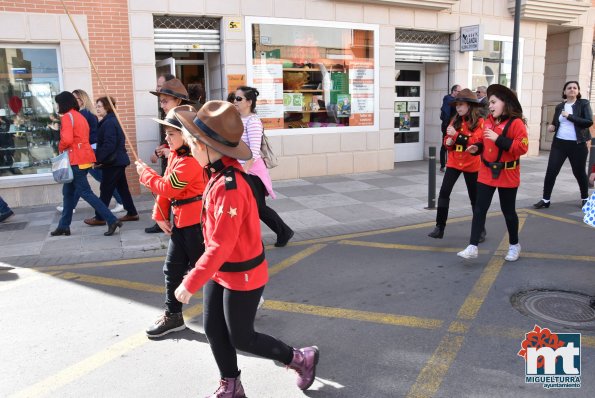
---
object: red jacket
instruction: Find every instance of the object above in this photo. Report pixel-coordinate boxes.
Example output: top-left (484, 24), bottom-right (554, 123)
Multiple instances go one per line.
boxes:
top-left (58, 110), bottom-right (96, 166)
top-left (470, 115), bottom-right (529, 188)
top-left (444, 117), bottom-right (484, 172)
top-left (183, 157), bottom-right (268, 293)
top-left (139, 146), bottom-right (206, 228)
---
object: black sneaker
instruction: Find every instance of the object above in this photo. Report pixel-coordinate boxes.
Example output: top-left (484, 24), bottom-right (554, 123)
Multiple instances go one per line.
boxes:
top-left (145, 223), bottom-right (163, 233)
top-left (146, 311), bottom-right (185, 338)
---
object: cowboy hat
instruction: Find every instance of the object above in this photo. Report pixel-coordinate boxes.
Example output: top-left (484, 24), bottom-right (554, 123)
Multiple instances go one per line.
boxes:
top-left (486, 84), bottom-right (523, 114)
top-left (451, 88), bottom-right (481, 105)
top-left (153, 105), bottom-right (196, 130)
top-left (174, 100), bottom-right (252, 161)
top-left (150, 78), bottom-right (192, 104)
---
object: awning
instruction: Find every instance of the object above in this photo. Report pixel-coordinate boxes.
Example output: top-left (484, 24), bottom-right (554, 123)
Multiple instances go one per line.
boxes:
top-left (153, 16), bottom-right (220, 53)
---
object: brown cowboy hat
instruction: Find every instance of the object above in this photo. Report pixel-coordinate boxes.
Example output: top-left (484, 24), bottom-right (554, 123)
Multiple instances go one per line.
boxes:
top-left (174, 100), bottom-right (252, 160)
top-left (451, 88), bottom-right (481, 105)
top-left (486, 84), bottom-right (523, 114)
top-left (150, 78), bottom-right (192, 104)
top-left (153, 105), bottom-right (196, 130)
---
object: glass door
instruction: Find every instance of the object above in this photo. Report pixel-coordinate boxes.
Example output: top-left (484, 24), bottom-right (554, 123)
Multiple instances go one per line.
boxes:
top-left (394, 63), bottom-right (424, 162)
top-left (156, 57), bottom-right (176, 79)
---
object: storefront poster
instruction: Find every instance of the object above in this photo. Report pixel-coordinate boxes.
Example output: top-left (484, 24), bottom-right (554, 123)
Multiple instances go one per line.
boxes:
top-left (347, 60), bottom-right (374, 126)
top-left (227, 74), bottom-right (246, 94)
top-left (252, 59), bottom-right (283, 129)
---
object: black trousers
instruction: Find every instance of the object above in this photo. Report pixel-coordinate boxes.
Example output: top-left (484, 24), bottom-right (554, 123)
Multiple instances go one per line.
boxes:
top-left (440, 132), bottom-right (447, 168)
top-left (96, 166), bottom-right (138, 220)
top-left (470, 183), bottom-right (518, 246)
top-left (542, 138), bottom-right (589, 200)
top-left (203, 280), bottom-right (294, 378)
top-left (249, 175), bottom-right (292, 238)
top-left (164, 224), bottom-right (205, 313)
top-left (436, 167), bottom-right (478, 227)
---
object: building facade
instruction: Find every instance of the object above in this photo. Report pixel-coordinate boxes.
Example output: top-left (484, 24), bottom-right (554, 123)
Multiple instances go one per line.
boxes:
top-left (0, 0), bottom-right (594, 206)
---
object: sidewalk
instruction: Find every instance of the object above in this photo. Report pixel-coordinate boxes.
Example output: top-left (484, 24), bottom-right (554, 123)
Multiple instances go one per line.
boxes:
top-left (0, 153), bottom-right (590, 266)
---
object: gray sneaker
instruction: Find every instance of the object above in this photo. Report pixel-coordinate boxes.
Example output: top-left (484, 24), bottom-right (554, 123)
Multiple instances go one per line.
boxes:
top-left (146, 311), bottom-right (185, 338)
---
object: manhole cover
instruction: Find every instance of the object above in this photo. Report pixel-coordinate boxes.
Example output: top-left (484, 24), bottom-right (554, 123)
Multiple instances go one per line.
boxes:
top-left (511, 290), bottom-right (595, 331)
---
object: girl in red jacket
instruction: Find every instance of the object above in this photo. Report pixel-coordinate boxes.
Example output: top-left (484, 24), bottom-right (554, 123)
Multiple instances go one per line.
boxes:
top-left (173, 101), bottom-right (318, 397)
top-left (457, 84), bottom-right (529, 261)
top-left (429, 88), bottom-right (486, 240)
top-left (135, 105), bottom-right (207, 338)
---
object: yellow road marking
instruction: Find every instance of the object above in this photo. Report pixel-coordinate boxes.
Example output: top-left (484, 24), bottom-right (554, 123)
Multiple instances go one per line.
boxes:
top-left (474, 325), bottom-right (595, 349)
top-left (407, 216), bottom-right (527, 397)
top-left (263, 300), bottom-right (443, 330)
top-left (524, 208), bottom-right (584, 226)
top-left (406, 334), bottom-right (465, 398)
top-left (447, 321), bottom-right (470, 334)
top-left (338, 240), bottom-right (489, 254)
top-left (36, 256), bottom-right (165, 272)
top-left (56, 272), bottom-right (164, 294)
top-left (519, 252), bottom-right (595, 262)
top-left (268, 244), bottom-right (326, 276)
top-left (8, 303), bottom-right (203, 398)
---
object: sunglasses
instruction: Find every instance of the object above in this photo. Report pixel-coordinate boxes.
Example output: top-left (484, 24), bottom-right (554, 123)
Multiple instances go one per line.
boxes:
top-left (234, 96), bottom-right (245, 102)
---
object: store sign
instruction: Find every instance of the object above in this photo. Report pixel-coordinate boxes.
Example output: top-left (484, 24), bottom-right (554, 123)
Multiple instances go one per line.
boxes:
top-left (253, 60), bottom-right (284, 129)
top-left (460, 25), bottom-right (483, 52)
top-left (347, 61), bottom-right (374, 126)
top-left (227, 74), bottom-right (246, 94)
top-left (228, 19), bottom-right (241, 32)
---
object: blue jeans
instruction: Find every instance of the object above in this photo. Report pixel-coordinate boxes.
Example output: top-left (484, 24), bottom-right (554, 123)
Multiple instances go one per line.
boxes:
top-left (59, 165), bottom-right (117, 228)
top-left (69, 167), bottom-right (123, 209)
top-left (0, 195), bottom-right (11, 214)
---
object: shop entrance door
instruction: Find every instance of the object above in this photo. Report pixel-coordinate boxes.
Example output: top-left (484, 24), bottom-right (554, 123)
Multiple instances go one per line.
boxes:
top-left (394, 63), bottom-right (424, 162)
top-left (156, 54), bottom-right (209, 104)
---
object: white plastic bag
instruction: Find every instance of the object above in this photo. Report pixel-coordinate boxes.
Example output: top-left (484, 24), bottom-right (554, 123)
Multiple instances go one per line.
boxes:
top-left (51, 151), bottom-right (73, 184)
top-left (582, 191), bottom-right (595, 228)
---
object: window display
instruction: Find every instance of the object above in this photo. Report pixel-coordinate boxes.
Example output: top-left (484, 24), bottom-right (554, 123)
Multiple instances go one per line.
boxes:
top-left (471, 37), bottom-right (522, 91)
top-left (247, 20), bottom-right (377, 131)
top-left (0, 46), bottom-right (61, 177)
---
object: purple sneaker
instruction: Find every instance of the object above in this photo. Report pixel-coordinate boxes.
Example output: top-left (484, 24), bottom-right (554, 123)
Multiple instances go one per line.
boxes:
top-left (288, 346), bottom-right (319, 390)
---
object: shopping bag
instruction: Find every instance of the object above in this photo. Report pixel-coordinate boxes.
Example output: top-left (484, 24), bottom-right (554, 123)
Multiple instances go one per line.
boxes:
top-left (582, 191), bottom-right (595, 228)
top-left (50, 151), bottom-right (73, 183)
top-left (260, 132), bottom-right (278, 169)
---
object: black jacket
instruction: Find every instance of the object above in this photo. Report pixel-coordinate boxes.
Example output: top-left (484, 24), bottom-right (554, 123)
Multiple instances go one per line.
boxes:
top-left (95, 112), bottom-right (130, 167)
top-left (551, 99), bottom-right (593, 143)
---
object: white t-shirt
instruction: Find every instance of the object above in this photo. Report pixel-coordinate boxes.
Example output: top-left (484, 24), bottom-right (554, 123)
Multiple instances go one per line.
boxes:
top-left (556, 103), bottom-right (576, 141)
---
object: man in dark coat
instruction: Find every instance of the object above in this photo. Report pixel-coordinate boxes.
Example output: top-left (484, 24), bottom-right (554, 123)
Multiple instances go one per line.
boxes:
top-left (439, 84), bottom-right (461, 172)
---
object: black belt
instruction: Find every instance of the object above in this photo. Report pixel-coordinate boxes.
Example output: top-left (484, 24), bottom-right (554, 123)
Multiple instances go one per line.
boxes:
top-left (171, 195), bottom-right (202, 207)
top-left (220, 246), bottom-right (265, 272)
top-left (482, 159), bottom-right (520, 170)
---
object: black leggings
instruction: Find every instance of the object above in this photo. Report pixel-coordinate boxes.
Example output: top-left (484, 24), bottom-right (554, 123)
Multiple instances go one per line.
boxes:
top-left (164, 224), bottom-right (204, 313)
top-left (249, 175), bottom-right (292, 238)
top-left (470, 183), bottom-right (519, 246)
top-left (436, 168), bottom-right (478, 227)
top-left (542, 138), bottom-right (589, 200)
top-left (203, 280), bottom-right (294, 378)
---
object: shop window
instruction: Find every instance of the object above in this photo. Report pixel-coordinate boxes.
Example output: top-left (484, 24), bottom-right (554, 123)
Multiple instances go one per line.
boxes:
top-left (0, 46), bottom-right (61, 177)
top-left (471, 36), bottom-right (522, 91)
top-left (246, 18), bottom-right (378, 132)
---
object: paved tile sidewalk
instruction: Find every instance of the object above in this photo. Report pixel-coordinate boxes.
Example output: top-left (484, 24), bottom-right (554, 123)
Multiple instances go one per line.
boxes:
top-left (0, 154), bottom-right (591, 266)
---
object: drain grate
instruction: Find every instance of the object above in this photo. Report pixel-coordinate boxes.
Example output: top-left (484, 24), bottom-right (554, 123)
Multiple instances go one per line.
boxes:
top-left (511, 290), bottom-right (595, 331)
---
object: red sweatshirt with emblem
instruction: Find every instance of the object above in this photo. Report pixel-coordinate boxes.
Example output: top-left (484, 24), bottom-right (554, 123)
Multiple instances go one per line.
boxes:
top-left (444, 117), bottom-right (484, 172)
top-left (182, 157), bottom-right (268, 293)
top-left (470, 115), bottom-right (529, 188)
top-left (139, 148), bottom-right (206, 228)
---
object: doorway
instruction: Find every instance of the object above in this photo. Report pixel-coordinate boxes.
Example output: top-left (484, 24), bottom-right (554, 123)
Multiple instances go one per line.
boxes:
top-left (394, 63), bottom-right (425, 162)
top-left (156, 52), bottom-right (209, 105)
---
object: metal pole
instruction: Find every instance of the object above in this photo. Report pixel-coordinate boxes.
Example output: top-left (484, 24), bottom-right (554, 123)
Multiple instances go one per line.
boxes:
top-left (510, 0), bottom-right (521, 90)
top-left (426, 146), bottom-right (436, 210)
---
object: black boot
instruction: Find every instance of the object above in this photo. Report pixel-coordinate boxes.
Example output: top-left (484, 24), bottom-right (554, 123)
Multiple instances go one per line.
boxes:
top-left (104, 220), bottom-right (123, 236)
top-left (50, 227), bottom-right (71, 236)
top-left (533, 200), bottom-right (550, 209)
top-left (275, 227), bottom-right (294, 247)
top-left (145, 223), bottom-right (163, 233)
top-left (428, 225), bottom-right (444, 239)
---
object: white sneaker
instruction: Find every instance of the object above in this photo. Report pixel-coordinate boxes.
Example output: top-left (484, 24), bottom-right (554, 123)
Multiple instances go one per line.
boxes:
top-left (257, 296), bottom-right (265, 310)
top-left (457, 245), bottom-right (478, 259)
top-left (111, 203), bottom-right (125, 213)
top-left (505, 243), bottom-right (521, 262)
top-left (56, 206), bottom-right (75, 214)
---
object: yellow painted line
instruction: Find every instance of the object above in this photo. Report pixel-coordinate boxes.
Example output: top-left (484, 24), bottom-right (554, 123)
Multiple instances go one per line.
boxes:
top-left (406, 334), bottom-right (465, 398)
top-left (36, 256), bottom-right (165, 272)
top-left (0, 271), bottom-right (63, 292)
top-left (56, 272), bottom-right (164, 294)
top-left (447, 321), bottom-right (470, 334)
top-left (338, 240), bottom-right (489, 254)
top-left (474, 325), bottom-right (595, 349)
top-left (263, 300), bottom-right (443, 330)
top-left (523, 208), bottom-right (584, 226)
top-left (518, 252), bottom-right (595, 263)
top-left (268, 244), bottom-right (326, 276)
top-left (9, 303), bottom-right (203, 398)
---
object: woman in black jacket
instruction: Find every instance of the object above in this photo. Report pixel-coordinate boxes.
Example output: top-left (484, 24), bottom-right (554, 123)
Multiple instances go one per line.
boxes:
top-left (84, 97), bottom-right (139, 226)
top-left (534, 81), bottom-right (593, 209)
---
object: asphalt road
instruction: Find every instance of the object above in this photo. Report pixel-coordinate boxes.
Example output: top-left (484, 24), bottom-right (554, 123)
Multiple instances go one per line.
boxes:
top-left (2, 201), bottom-right (595, 398)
